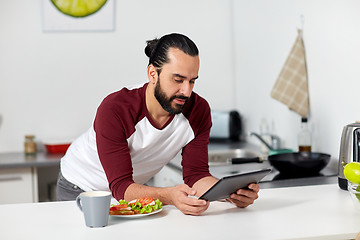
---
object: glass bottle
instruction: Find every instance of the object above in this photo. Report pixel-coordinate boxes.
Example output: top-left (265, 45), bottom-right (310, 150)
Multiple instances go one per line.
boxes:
top-left (298, 118), bottom-right (312, 152)
top-left (24, 135), bottom-right (37, 155)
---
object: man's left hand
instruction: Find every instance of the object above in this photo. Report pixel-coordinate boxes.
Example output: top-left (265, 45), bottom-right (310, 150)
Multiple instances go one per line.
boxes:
top-left (227, 183), bottom-right (259, 208)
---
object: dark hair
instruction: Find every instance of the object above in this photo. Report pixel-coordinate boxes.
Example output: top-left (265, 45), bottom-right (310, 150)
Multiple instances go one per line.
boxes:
top-left (144, 33), bottom-right (199, 73)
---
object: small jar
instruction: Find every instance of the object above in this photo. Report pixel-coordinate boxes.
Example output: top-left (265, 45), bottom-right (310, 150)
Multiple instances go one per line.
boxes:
top-left (24, 135), bottom-right (37, 155)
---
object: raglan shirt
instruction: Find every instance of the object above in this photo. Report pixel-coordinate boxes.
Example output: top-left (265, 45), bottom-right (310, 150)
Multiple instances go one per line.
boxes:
top-left (60, 83), bottom-right (212, 200)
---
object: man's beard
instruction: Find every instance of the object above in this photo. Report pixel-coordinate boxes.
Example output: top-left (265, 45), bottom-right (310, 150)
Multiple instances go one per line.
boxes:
top-left (154, 78), bottom-right (189, 115)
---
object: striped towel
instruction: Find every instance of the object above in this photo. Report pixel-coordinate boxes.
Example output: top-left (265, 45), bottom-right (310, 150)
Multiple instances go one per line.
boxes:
top-left (271, 29), bottom-right (309, 118)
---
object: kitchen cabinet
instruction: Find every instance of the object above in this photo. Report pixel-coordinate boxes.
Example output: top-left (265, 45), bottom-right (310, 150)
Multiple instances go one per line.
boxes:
top-left (0, 168), bottom-right (37, 203)
top-left (0, 153), bottom-right (61, 204)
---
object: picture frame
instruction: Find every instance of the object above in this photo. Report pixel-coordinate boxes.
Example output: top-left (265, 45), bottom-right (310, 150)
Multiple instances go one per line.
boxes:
top-left (42, 0), bottom-right (115, 32)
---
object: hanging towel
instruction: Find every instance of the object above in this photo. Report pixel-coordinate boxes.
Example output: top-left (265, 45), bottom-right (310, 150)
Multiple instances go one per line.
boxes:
top-left (271, 29), bottom-right (309, 118)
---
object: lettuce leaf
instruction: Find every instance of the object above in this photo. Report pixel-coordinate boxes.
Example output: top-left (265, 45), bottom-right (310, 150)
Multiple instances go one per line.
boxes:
top-left (118, 199), bottom-right (128, 205)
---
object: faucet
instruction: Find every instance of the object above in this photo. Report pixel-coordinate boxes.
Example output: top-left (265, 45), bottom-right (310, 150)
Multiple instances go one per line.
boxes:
top-left (250, 132), bottom-right (281, 150)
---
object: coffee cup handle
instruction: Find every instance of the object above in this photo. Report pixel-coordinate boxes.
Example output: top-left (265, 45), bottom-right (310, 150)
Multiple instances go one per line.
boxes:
top-left (76, 195), bottom-right (83, 212)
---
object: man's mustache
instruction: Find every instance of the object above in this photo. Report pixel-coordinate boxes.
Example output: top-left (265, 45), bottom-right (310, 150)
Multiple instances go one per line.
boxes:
top-left (170, 95), bottom-right (189, 101)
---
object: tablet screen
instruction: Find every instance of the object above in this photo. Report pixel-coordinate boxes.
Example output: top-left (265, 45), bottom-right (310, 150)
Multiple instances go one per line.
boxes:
top-left (199, 168), bottom-right (272, 201)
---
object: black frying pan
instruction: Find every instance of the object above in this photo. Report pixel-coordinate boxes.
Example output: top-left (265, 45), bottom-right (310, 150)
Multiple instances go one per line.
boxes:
top-left (268, 152), bottom-right (331, 176)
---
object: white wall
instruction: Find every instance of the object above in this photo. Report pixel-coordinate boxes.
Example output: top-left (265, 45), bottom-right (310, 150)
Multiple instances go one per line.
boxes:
top-left (0, 0), bottom-right (234, 152)
top-left (1, 0), bottom-right (359, 161)
top-left (233, 0), bottom-right (360, 159)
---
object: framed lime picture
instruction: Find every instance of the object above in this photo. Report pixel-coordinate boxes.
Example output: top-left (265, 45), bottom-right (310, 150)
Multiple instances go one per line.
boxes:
top-left (42, 0), bottom-right (115, 32)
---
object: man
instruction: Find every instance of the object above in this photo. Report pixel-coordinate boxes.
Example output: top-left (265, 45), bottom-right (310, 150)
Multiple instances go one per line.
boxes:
top-left (56, 33), bottom-right (259, 215)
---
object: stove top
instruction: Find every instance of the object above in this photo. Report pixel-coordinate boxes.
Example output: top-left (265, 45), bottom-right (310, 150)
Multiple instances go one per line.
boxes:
top-left (262, 168), bottom-right (337, 182)
top-left (254, 160), bottom-right (339, 189)
top-left (209, 160), bottom-right (338, 183)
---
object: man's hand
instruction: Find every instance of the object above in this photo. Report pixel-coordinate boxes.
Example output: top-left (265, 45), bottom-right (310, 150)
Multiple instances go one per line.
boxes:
top-left (227, 183), bottom-right (259, 208)
top-left (123, 183), bottom-right (209, 215)
top-left (170, 184), bottom-right (209, 215)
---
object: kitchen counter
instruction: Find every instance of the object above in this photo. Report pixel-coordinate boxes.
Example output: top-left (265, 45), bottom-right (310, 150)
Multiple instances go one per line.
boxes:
top-left (0, 152), bottom-right (62, 169)
top-left (0, 145), bottom-right (339, 203)
top-left (0, 141), bottom-right (250, 169)
top-left (1, 184), bottom-right (359, 240)
top-left (0, 142), bottom-right (251, 169)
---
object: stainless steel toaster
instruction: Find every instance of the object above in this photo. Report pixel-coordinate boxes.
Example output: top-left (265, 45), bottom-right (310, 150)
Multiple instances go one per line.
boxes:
top-left (338, 122), bottom-right (360, 190)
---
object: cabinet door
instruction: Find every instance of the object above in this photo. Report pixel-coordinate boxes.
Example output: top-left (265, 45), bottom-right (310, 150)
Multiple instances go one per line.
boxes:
top-left (0, 168), bottom-right (34, 204)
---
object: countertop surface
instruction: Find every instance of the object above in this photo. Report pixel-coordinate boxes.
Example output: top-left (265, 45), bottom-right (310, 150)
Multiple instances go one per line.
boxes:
top-left (0, 152), bottom-right (63, 169)
top-left (1, 184), bottom-right (359, 240)
top-left (0, 141), bottom-right (248, 169)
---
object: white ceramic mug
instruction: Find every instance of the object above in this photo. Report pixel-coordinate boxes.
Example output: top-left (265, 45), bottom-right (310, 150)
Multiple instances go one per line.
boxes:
top-left (76, 191), bottom-right (112, 228)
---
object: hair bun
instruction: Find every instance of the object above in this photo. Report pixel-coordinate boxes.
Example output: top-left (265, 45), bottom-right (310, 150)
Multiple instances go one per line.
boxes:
top-left (144, 38), bottom-right (159, 58)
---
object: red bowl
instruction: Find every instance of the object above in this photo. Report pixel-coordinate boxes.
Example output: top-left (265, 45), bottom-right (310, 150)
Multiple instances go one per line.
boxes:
top-left (45, 143), bottom-right (71, 154)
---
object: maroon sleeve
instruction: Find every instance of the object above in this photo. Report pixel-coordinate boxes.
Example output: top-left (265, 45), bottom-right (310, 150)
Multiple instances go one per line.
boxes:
top-left (181, 94), bottom-right (212, 187)
top-left (93, 90), bottom-right (141, 200)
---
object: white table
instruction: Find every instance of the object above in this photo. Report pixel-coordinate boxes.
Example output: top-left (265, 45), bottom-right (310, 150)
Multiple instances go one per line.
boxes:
top-left (0, 184), bottom-right (359, 240)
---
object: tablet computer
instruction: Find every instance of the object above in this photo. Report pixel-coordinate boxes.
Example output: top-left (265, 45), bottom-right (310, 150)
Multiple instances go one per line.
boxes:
top-left (199, 168), bottom-right (272, 201)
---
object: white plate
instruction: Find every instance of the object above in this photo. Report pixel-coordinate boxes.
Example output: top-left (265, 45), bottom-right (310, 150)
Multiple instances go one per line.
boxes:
top-left (110, 208), bottom-right (162, 218)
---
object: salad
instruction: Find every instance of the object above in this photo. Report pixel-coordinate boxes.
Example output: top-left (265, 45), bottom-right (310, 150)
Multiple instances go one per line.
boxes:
top-left (109, 197), bottom-right (163, 215)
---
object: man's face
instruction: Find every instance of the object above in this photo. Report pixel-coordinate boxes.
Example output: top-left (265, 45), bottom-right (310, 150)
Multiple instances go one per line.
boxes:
top-left (154, 48), bottom-right (200, 114)
top-left (154, 77), bottom-right (188, 114)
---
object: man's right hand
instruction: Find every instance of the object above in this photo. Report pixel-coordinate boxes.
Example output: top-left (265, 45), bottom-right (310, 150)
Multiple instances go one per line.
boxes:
top-left (123, 183), bottom-right (209, 215)
top-left (169, 184), bottom-right (209, 215)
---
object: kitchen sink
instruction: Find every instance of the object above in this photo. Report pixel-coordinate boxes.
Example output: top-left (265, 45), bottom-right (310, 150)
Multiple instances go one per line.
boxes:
top-left (208, 149), bottom-right (263, 165)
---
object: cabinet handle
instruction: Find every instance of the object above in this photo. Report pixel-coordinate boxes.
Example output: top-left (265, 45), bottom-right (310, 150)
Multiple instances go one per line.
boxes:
top-left (0, 176), bottom-right (22, 182)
